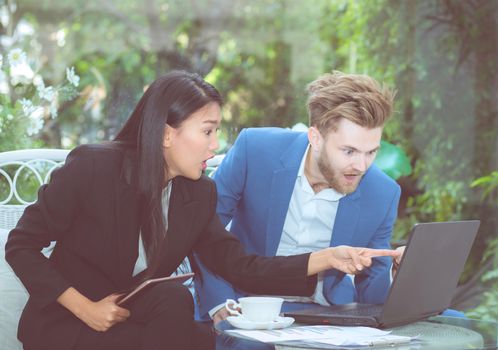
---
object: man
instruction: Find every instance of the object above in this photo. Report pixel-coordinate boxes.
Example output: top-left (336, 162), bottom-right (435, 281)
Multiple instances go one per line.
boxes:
top-left (194, 71), bottom-right (400, 322)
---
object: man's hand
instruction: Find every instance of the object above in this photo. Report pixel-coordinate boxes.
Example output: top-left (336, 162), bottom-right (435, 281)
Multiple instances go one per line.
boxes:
top-left (308, 245), bottom-right (402, 276)
top-left (392, 246), bottom-right (405, 276)
top-left (328, 246), bottom-right (400, 275)
top-left (212, 307), bottom-right (232, 325)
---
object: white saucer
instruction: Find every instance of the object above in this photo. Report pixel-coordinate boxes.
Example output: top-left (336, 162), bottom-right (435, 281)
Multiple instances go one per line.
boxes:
top-left (226, 316), bottom-right (295, 330)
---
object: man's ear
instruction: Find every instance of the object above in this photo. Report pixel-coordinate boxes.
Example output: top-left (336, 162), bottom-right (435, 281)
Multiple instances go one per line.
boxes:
top-left (308, 126), bottom-right (323, 151)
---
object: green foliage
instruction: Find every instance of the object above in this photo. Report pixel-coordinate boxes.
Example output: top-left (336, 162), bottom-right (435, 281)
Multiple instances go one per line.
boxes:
top-left (467, 170), bottom-right (498, 321)
top-left (467, 281), bottom-right (498, 322)
top-left (0, 96), bottom-right (33, 152)
top-left (471, 172), bottom-right (498, 201)
top-left (374, 141), bottom-right (412, 180)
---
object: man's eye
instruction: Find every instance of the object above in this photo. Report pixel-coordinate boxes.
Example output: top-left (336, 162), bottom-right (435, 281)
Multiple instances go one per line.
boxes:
top-left (344, 149), bottom-right (354, 156)
top-left (204, 130), bottom-right (212, 136)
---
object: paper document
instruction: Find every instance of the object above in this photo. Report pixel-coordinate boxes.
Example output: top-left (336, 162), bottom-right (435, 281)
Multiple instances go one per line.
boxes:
top-left (309, 334), bottom-right (413, 346)
top-left (227, 325), bottom-right (413, 346)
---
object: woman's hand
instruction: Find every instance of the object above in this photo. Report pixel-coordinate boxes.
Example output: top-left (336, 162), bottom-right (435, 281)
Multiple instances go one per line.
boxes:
top-left (308, 245), bottom-right (401, 276)
top-left (57, 287), bottom-right (130, 332)
top-left (78, 294), bottom-right (131, 332)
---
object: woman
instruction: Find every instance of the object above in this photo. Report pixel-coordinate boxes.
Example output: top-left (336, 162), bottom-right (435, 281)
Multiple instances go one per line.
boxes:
top-left (5, 71), bottom-right (397, 350)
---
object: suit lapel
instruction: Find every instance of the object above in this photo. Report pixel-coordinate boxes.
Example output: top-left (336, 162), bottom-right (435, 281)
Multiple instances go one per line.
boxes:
top-left (330, 190), bottom-right (361, 247)
top-left (155, 177), bottom-right (197, 276)
top-left (266, 169), bottom-right (298, 254)
top-left (115, 150), bottom-right (140, 286)
top-left (266, 134), bottom-right (308, 254)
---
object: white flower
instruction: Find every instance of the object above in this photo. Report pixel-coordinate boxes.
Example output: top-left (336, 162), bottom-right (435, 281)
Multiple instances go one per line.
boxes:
top-left (26, 117), bottom-right (44, 136)
top-left (49, 98), bottom-right (58, 119)
top-left (0, 70), bottom-right (8, 94)
top-left (26, 107), bottom-right (44, 136)
top-left (66, 66), bottom-right (79, 87)
top-left (32, 75), bottom-right (44, 88)
top-left (1, 36), bottom-right (14, 48)
top-left (37, 82), bottom-right (55, 102)
top-left (0, 54), bottom-right (3, 67)
top-left (19, 98), bottom-right (36, 116)
top-left (56, 29), bottom-right (66, 47)
top-left (10, 61), bottom-right (34, 84)
top-left (17, 21), bottom-right (35, 37)
top-left (8, 48), bottom-right (27, 67)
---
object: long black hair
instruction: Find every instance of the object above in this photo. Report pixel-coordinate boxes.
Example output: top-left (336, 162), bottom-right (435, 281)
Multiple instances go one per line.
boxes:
top-left (114, 70), bottom-right (223, 277)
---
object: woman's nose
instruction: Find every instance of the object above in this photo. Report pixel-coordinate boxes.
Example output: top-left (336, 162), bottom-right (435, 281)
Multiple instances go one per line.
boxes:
top-left (210, 135), bottom-right (219, 151)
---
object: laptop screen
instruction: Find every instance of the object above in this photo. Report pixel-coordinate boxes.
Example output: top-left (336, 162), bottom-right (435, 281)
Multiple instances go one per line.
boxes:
top-left (379, 220), bottom-right (480, 326)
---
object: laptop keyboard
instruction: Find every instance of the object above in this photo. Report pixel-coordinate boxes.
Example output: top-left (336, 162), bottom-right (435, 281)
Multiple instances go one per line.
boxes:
top-left (339, 304), bottom-right (383, 316)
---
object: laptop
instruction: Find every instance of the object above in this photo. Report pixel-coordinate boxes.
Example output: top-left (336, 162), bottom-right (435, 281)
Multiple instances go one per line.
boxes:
top-left (284, 220), bottom-right (480, 328)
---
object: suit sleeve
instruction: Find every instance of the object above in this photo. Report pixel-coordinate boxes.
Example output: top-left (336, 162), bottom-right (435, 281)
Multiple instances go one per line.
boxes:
top-left (5, 146), bottom-right (93, 309)
top-left (354, 185), bottom-right (401, 304)
top-left (193, 129), bottom-right (249, 319)
top-left (194, 180), bottom-right (317, 300)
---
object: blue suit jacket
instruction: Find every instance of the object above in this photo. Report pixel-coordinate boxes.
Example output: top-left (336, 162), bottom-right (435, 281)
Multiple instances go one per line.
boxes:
top-left (194, 128), bottom-right (401, 320)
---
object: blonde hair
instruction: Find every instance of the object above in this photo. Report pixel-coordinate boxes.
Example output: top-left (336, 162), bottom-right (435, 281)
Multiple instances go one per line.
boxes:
top-left (307, 71), bottom-right (395, 134)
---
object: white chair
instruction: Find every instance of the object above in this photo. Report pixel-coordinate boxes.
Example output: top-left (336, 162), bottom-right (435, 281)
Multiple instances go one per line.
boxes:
top-left (0, 149), bottom-right (70, 230)
top-left (0, 148), bottom-right (69, 350)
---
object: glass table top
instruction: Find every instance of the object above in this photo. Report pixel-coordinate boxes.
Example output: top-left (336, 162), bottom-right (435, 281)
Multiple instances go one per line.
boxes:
top-left (215, 316), bottom-right (498, 350)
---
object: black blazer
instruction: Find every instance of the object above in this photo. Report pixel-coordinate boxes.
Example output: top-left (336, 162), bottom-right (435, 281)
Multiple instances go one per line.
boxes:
top-left (5, 143), bottom-right (316, 350)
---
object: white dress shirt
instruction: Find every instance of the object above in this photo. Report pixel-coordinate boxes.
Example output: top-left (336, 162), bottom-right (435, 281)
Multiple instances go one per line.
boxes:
top-left (275, 145), bottom-right (344, 305)
top-left (133, 181), bottom-right (172, 276)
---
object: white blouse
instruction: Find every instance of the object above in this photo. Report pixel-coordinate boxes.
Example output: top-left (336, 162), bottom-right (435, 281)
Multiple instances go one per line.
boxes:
top-left (132, 181), bottom-right (172, 276)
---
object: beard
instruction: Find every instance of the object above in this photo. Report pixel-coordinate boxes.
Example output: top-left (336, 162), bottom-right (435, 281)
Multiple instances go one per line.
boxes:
top-left (317, 148), bottom-right (363, 194)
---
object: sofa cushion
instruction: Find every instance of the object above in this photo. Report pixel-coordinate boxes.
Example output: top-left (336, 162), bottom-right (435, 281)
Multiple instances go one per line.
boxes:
top-left (0, 228), bottom-right (26, 350)
top-left (1, 228), bottom-right (55, 350)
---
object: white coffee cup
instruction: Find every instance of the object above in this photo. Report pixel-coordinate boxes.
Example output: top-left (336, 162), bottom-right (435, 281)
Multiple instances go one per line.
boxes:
top-left (225, 297), bottom-right (284, 322)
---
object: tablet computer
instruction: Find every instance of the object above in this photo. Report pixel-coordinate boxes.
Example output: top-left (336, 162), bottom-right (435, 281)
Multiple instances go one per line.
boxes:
top-left (117, 272), bottom-right (195, 306)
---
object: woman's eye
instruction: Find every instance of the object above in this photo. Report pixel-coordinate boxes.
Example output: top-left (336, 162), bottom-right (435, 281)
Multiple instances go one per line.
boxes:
top-left (205, 128), bottom-right (220, 136)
